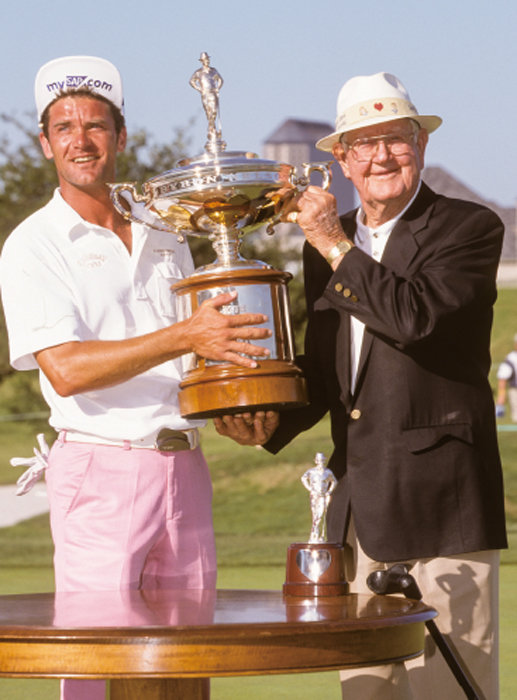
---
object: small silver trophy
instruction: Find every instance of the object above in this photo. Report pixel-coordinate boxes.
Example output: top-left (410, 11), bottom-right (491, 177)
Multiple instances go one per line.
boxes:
top-left (302, 451), bottom-right (338, 544)
top-left (284, 453), bottom-right (348, 597)
top-left (109, 54), bottom-right (331, 419)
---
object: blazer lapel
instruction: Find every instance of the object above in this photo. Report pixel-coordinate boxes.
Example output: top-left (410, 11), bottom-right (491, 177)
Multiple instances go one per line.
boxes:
top-left (381, 184), bottom-right (436, 273)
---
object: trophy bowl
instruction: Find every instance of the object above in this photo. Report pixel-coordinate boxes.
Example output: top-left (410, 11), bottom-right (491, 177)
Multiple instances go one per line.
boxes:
top-left (128, 151), bottom-right (294, 242)
top-left (110, 53), bottom-right (331, 419)
top-left (110, 150), bottom-right (330, 270)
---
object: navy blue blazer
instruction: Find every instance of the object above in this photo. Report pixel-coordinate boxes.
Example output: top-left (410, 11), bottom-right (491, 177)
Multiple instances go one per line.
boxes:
top-left (266, 183), bottom-right (508, 561)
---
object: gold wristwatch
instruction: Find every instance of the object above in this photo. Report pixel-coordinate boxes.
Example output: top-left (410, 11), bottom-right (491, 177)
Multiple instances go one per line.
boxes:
top-left (326, 240), bottom-right (354, 265)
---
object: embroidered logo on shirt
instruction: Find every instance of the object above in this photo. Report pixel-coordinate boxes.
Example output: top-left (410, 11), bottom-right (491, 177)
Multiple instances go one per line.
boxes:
top-left (77, 253), bottom-right (107, 268)
top-left (154, 249), bottom-right (176, 262)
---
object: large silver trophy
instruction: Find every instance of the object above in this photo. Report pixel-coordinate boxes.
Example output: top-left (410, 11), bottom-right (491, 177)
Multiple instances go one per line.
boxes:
top-left (284, 453), bottom-right (348, 597)
top-left (110, 53), bottom-right (331, 419)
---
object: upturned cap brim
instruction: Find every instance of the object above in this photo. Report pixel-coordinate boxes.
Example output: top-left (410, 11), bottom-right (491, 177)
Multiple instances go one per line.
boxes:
top-left (316, 112), bottom-right (442, 152)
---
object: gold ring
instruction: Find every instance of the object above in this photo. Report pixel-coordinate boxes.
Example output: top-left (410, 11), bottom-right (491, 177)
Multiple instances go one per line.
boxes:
top-left (287, 211), bottom-right (298, 224)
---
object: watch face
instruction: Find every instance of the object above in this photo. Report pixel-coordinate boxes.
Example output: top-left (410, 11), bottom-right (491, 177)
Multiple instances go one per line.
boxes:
top-left (327, 240), bottom-right (353, 264)
top-left (336, 241), bottom-right (351, 256)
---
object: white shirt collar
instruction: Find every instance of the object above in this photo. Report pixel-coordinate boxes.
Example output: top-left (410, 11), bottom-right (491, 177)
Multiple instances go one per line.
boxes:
top-left (355, 180), bottom-right (422, 245)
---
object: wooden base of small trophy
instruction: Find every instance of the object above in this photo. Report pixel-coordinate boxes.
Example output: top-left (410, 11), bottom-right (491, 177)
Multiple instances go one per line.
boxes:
top-left (173, 267), bottom-right (308, 419)
top-left (283, 542), bottom-right (349, 597)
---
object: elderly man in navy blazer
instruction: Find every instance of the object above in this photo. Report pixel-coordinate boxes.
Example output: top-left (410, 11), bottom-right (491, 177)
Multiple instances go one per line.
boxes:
top-left (215, 72), bottom-right (507, 699)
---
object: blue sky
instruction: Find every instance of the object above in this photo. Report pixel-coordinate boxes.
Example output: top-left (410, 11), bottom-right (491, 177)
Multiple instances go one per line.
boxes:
top-left (2, 0), bottom-right (516, 206)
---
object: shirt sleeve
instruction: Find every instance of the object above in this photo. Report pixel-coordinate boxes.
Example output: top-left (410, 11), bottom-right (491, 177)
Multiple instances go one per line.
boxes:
top-left (1, 233), bottom-right (83, 370)
top-left (497, 360), bottom-right (515, 381)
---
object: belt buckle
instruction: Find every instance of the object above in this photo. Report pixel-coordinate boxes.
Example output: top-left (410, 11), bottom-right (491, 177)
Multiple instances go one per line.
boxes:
top-left (155, 428), bottom-right (191, 452)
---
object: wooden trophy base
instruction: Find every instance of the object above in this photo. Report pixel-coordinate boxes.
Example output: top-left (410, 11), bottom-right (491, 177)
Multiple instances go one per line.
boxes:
top-left (283, 542), bottom-right (349, 597)
top-left (173, 267), bottom-right (307, 419)
top-left (178, 360), bottom-right (307, 419)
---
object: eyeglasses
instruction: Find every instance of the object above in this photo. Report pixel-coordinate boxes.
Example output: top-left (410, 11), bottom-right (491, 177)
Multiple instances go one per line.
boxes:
top-left (343, 131), bottom-right (417, 161)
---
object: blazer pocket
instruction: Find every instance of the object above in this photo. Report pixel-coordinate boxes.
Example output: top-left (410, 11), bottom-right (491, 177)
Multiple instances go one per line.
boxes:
top-left (402, 423), bottom-right (473, 454)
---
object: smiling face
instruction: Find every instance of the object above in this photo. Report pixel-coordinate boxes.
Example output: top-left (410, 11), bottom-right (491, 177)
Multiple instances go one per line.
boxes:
top-left (39, 95), bottom-right (127, 199)
top-left (332, 118), bottom-right (428, 226)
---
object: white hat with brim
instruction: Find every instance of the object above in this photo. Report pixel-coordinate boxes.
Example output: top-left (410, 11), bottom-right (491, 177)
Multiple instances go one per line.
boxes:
top-left (35, 55), bottom-right (124, 122)
top-left (316, 72), bottom-right (442, 152)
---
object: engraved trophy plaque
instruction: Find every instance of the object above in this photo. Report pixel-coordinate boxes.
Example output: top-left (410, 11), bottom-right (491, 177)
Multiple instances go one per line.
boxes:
top-left (284, 453), bottom-right (348, 597)
top-left (110, 53), bottom-right (331, 419)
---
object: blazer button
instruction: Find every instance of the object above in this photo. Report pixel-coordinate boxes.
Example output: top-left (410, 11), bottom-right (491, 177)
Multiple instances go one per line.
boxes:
top-left (334, 282), bottom-right (343, 292)
top-left (351, 294), bottom-right (358, 303)
top-left (350, 409), bottom-right (361, 420)
top-left (343, 288), bottom-right (352, 298)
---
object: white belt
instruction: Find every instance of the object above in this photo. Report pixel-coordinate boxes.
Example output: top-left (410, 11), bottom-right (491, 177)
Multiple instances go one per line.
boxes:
top-left (59, 428), bottom-right (200, 452)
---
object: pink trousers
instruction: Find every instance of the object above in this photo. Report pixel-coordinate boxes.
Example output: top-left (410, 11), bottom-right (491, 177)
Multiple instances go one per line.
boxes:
top-left (46, 439), bottom-right (217, 700)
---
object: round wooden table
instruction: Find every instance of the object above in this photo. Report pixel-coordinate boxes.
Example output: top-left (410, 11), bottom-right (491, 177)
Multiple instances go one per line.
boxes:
top-left (0, 589), bottom-right (435, 699)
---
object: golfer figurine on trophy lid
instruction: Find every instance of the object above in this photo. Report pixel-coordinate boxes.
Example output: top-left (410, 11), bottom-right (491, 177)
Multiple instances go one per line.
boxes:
top-left (110, 53), bottom-right (332, 419)
top-left (284, 453), bottom-right (348, 597)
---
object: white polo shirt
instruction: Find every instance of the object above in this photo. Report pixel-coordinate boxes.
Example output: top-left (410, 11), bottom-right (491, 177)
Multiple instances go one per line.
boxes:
top-left (0, 189), bottom-right (204, 439)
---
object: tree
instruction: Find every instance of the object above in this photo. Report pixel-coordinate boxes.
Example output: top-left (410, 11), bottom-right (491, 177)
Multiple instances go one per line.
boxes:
top-left (0, 113), bottom-right (58, 246)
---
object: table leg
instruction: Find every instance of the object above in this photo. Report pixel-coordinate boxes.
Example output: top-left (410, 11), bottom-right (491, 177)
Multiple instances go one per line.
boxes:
top-left (110, 678), bottom-right (209, 699)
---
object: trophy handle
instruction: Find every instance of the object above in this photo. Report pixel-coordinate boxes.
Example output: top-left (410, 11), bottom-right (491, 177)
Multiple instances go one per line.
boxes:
top-left (109, 182), bottom-right (151, 222)
top-left (265, 161), bottom-right (333, 235)
top-left (297, 161), bottom-right (333, 191)
top-left (109, 182), bottom-right (187, 238)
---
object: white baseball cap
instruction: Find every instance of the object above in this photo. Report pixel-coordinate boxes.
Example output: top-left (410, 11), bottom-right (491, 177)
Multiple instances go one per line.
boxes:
top-left (316, 72), bottom-right (442, 152)
top-left (35, 55), bottom-right (124, 121)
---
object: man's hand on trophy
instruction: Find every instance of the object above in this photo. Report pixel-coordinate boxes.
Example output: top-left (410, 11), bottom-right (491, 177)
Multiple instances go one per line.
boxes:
top-left (285, 186), bottom-right (348, 256)
top-left (184, 291), bottom-right (272, 368)
top-left (213, 410), bottom-right (279, 445)
top-left (268, 162), bottom-right (334, 229)
top-left (266, 183), bottom-right (299, 219)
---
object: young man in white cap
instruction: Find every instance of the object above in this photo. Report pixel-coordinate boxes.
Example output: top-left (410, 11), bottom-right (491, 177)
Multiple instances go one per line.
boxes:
top-left (496, 333), bottom-right (517, 421)
top-left (0, 55), bottom-right (272, 700)
top-left (215, 72), bottom-right (507, 698)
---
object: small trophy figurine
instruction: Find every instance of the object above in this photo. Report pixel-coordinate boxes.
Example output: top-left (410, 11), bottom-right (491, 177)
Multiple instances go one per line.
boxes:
top-left (283, 453), bottom-right (348, 597)
top-left (189, 52), bottom-right (225, 154)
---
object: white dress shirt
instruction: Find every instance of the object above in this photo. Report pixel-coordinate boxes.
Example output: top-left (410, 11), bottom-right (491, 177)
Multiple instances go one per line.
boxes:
top-left (349, 182), bottom-right (422, 392)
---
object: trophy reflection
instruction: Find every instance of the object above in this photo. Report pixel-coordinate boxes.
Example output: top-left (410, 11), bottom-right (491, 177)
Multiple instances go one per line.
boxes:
top-left (284, 453), bottom-right (348, 597)
top-left (110, 53), bottom-right (331, 419)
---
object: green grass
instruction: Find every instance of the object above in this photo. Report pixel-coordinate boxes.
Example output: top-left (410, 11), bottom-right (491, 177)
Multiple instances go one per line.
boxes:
top-left (0, 287), bottom-right (515, 698)
top-left (491, 287), bottom-right (517, 369)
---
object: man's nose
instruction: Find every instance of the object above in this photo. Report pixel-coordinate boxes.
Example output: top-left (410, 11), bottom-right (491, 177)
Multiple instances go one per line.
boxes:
top-left (372, 138), bottom-right (390, 161)
top-left (71, 127), bottom-right (92, 148)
